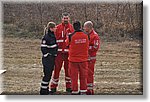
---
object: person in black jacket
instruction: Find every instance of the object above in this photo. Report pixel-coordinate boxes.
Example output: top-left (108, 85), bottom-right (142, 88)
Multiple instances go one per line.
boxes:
top-left (40, 22), bottom-right (58, 95)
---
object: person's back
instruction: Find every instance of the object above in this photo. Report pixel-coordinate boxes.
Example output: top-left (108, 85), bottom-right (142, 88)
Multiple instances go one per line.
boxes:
top-left (68, 30), bottom-right (89, 62)
top-left (66, 21), bottom-right (89, 95)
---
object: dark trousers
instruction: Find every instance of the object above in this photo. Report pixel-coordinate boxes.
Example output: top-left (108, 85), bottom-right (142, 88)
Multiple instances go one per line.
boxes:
top-left (40, 55), bottom-right (55, 95)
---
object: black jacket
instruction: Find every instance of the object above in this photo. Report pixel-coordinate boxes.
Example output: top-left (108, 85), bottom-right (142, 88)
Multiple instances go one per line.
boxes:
top-left (41, 30), bottom-right (58, 57)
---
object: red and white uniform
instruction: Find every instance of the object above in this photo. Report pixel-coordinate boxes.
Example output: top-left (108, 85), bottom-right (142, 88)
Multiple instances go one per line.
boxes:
top-left (87, 29), bottom-right (100, 95)
top-left (50, 23), bottom-right (74, 90)
top-left (66, 30), bottom-right (89, 94)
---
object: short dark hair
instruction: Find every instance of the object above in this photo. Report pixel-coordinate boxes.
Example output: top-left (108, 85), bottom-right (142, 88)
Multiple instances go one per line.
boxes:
top-left (62, 12), bottom-right (69, 17)
top-left (73, 21), bottom-right (81, 31)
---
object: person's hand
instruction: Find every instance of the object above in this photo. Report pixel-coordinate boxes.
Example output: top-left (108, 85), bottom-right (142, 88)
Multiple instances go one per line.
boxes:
top-left (66, 28), bottom-right (71, 33)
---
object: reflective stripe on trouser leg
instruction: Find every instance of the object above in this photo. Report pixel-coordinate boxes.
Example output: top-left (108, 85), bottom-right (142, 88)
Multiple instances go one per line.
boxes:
top-left (87, 83), bottom-right (94, 95)
top-left (72, 91), bottom-right (79, 94)
top-left (65, 76), bottom-right (71, 88)
top-left (41, 80), bottom-right (49, 89)
top-left (50, 78), bottom-right (59, 89)
top-left (56, 40), bottom-right (64, 43)
top-left (65, 77), bottom-right (71, 84)
top-left (80, 90), bottom-right (87, 92)
top-left (87, 83), bottom-right (94, 90)
top-left (50, 78), bottom-right (59, 91)
top-left (40, 80), bottom-right (50, 95)
top-left (51, 78), bottom-right (59, 85)
top-left (80, 90), bottom-right (87, 95)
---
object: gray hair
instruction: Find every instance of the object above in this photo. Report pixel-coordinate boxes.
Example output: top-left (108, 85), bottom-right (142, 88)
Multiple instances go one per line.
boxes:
top-left (84, 21), bottom-right (93, 29)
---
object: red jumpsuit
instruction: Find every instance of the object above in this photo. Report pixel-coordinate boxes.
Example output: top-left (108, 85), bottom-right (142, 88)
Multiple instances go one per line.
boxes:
top-left (87, 29), bottom-right (100, 95)
top-left (66, 30), bottom-right (89, 94)
top-left (50, 23), bottom-right (74, 91)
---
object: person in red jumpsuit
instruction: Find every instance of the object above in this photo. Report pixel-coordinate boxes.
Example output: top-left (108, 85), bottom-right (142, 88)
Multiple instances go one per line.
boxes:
top-left (50, 13), bottom-right (74, 93)
top-left (83, 21), bottom-right (100, 95)
top-left (66, 21), bottom-right (89, 95)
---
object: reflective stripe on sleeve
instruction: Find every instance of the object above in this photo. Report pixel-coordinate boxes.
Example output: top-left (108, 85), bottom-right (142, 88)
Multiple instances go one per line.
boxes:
top-left (49, 44), bottom-right (57, 48)
top-left (41, 44), bottom-right (47, 47)
top-left (56, 40), bottom-right (64, 43)
top-left (64, 49), bottom-right (69, 52)
top-left (41, 44), bottom-right (57, 48)
top-left (58, 49), bottom-right (62, 51)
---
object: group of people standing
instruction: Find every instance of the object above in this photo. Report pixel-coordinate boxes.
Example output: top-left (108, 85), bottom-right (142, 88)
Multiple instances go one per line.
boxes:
top-left (40, 13), bottom-right (100, 95)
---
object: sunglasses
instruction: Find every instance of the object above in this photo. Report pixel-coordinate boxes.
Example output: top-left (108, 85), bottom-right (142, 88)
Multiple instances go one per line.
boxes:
top-left (63, 17), bottom-right (69, 20)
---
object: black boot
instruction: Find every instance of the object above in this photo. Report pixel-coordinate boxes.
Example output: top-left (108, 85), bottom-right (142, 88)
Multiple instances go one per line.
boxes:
top-left (71, 92), bottom-right (80, 95)
top-left (40, 88), bottom-right (49, 95)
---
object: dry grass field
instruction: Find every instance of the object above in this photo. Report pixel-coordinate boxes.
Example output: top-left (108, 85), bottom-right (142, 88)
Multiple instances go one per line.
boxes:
top-left (1, 37), bottom-right (143, 95)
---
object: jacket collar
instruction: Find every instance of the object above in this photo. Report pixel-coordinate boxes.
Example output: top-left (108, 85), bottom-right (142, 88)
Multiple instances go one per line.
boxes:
top-left (61, 23), bottom-right (70, 27)
top-left (89, 29), bottom-right (94, 35)
top-left (75, 29), bottom-right (82, 32)
top-left (48, 30), bottom-right (55, 37)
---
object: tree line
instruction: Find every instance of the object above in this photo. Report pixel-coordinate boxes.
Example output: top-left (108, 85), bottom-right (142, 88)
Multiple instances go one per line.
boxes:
top-left (3, 2), bottom-right (143, 41)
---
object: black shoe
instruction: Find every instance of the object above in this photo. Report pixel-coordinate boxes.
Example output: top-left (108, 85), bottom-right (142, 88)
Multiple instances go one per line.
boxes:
top-left (71, 92), bottom-right (80, 95)
top-left (49, 91), bottom-right (55, 95)
top-left (80, 92), bottom-right (87, 95)
top-left (66, 88), bottom-right (72, 93)
top-left (40, 89), bottom-right (49, 95)
top-left (78, 91), bottom-right (87, 95)
top-left (50, 88), bottom-right (57, 93)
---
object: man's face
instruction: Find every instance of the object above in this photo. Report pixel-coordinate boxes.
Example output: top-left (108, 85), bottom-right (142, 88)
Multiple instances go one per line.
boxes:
top-left (62, 16), bottom-right (69, 24)
top-left (83, 25), bottom-right (90, 33)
